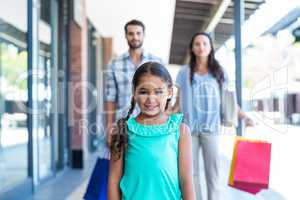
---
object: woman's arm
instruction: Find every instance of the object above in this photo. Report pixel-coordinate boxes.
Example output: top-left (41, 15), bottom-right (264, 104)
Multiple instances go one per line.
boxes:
top-left (237, 106), bottom-right (255, 127)
top-left (108, 155), bottom-right (123, 200)
top-left (168, 85), bottom-right (181, 114)
top-left (178, 123), bottom-right (196, 200)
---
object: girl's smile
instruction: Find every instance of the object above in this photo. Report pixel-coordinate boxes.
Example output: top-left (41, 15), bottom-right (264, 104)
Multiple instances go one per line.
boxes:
top-left (134, 74), bottom-right (172, 118)
top-left (144, 103), bottom-right (158, 110)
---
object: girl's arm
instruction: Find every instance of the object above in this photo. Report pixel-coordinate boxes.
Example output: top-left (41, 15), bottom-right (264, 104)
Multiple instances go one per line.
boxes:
top-left (178, 123), bottom-right (196, 200)
top-left (108, 155), bottom-right (123, 200)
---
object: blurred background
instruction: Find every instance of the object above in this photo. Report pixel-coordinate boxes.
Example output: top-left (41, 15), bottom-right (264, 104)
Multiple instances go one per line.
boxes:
top-left (0, 0), bottom-right (300, 199)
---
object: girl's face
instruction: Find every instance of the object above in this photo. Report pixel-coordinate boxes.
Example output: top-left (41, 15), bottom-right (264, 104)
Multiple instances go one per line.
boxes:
top-left (134, 74), bottom-right (172, 117)
top-left (192, 34), bottom-right (212, 58)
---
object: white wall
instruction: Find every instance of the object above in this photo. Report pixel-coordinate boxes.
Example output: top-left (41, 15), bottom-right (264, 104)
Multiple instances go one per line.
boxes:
top-left (0, 0), bottom-right (51, 45)
top-left (86, 0), bottom-right (176, 63)
top-left (0, 0), bottom-right (27, 32)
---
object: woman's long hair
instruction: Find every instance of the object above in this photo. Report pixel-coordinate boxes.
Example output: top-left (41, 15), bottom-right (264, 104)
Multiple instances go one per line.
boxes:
top-left (189, 32), bottom-right (224, 88)
top-left (110, 62), bottom-right (173, 160)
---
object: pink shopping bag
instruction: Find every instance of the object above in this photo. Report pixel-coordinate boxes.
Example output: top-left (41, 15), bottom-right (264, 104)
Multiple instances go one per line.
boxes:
top-left (228, 138), bottom-right (272, 194)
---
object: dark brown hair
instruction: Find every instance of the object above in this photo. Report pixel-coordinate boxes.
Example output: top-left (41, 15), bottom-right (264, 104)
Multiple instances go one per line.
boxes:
top-left (110, 62), bottom-right (173, 160)
top-left (124, 19), bottom-right (145, 34)
top-left (189, 32), bottom-right (225, 88)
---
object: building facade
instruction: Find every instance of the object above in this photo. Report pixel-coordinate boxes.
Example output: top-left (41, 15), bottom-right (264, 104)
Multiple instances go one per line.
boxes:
top-left (0, 0), bottom-right (111, 199)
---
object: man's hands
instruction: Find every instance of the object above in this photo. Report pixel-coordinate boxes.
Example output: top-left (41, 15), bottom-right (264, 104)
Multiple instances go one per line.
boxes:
top-left (106, 123), bottom-right (114, 147)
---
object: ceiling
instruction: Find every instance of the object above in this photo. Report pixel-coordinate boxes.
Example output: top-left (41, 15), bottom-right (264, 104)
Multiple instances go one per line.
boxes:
top-left (169, 0), bottom-right (266, 64)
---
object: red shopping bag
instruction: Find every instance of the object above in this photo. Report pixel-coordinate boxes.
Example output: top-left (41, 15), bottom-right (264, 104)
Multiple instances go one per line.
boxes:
top-left (228, 138), bottom-right (272, 194)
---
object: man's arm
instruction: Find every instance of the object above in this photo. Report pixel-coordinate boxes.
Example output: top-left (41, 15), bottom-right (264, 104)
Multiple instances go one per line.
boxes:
top-left (105, 101), bottom-right (116, 146)
top-left (104, 61), bottom-right (117, 145)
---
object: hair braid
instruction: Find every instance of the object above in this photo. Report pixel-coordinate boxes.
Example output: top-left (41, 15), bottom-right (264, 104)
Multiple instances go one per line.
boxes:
top-left (110, 97), bottom-right (135, 160)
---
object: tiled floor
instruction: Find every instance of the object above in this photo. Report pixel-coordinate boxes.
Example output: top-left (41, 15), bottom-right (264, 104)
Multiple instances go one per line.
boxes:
top-left (0, 137), bottom-right (52, 192)
top-left (26, 155), bottom-right (97, 200)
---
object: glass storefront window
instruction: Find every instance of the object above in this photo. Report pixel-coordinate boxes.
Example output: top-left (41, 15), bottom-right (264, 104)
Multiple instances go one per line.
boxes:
top-left (35, 0), bottom-right (53, 181)
top-left (0, 0), bottom-right (28, 191)
top-left (0, 0), bottom-right (56, 193)
top-left (36, 54), bottom-right (53, 180)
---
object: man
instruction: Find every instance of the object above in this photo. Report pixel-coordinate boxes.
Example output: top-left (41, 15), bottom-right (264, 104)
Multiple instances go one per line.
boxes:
top-left (104, 19), bottom-right (163, 143)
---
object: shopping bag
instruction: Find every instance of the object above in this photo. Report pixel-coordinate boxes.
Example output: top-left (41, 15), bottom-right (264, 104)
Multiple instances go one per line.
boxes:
top-left (84, 157), bottom-right (109, 200)
top-left (228, 138), bottom-right (271, 194)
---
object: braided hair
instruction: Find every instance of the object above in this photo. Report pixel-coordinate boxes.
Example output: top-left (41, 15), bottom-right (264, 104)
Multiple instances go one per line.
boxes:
top-left (110, 62), bottom-right (173, 160)
top-left (110, 98), bottom-right (135, 160)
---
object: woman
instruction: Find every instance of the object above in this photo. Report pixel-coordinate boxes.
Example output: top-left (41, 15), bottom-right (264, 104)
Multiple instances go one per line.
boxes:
top-left (173, 32), bottom-right (253, 200)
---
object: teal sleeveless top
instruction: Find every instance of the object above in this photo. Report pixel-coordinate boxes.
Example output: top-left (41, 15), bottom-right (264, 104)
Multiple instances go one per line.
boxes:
top-left (120, 113), bottom-right (183, 200)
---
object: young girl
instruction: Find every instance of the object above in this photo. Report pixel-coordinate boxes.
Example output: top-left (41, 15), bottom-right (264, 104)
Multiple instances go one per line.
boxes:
top-left (108, 62), bottom-right (195, 200)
